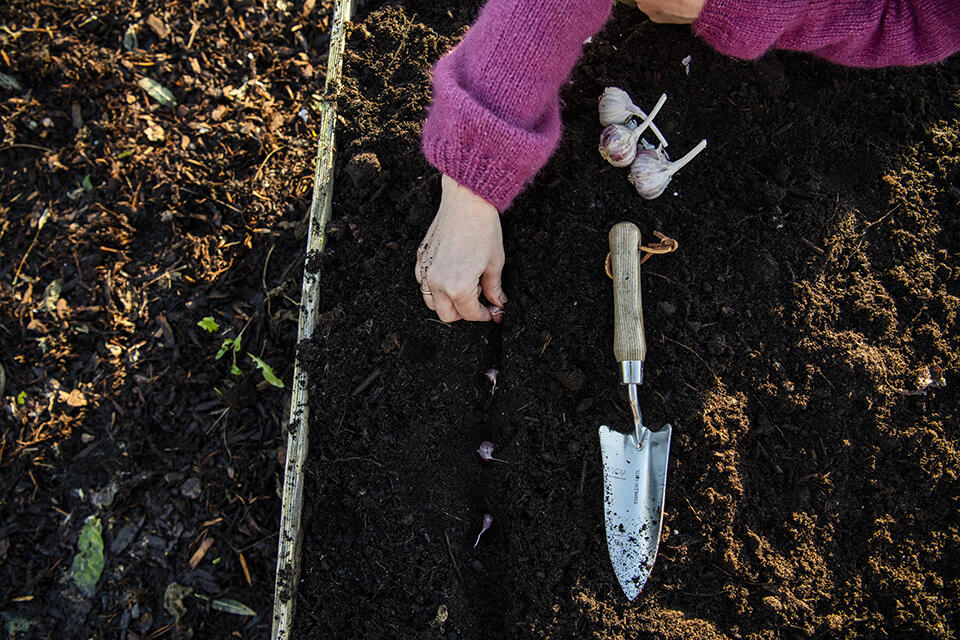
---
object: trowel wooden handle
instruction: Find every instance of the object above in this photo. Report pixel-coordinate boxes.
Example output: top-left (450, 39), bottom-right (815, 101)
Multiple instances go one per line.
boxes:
top-left (609, 222), bottom-right (646, 363)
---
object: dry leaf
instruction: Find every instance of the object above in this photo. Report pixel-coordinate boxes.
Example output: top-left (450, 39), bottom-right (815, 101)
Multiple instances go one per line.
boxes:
top-left (189, 537), bottom-right (214, 569)
top-left (163, 582), bottom-right (193, 622)
top-left (238, 551), bottom-right (252, 586)
top-left (146, 14), bottom-right (170, 39)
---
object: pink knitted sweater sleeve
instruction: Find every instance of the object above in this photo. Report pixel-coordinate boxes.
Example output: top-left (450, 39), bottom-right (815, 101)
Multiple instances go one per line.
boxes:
top-left (694, 0), bottom-right (960, 67)
top-left (421, 0), bottom-right (612, 211)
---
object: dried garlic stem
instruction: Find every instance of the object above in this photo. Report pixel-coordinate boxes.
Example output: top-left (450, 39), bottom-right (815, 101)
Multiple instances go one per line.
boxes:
top-left (668, 139), bottom-right (707, 173)
top-left (634, 93), bottom-right (667, 141)
top-left (634, 96), bottom-right (670, 148)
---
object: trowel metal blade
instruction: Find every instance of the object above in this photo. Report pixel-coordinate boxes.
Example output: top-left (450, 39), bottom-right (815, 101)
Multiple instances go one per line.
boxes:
top-left (598, 423), bottom-right (672, 600)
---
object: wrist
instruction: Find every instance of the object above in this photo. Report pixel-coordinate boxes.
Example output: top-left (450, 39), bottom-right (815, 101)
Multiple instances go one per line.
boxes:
top-left (441, 175), bottom-right (500, 217)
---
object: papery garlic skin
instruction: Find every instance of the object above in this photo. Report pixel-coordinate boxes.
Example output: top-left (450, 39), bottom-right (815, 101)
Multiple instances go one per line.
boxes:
top-left (598, 87), bottom-right (636, 126)
top-left (629, 147), bottom-right (674, 199)
top-left (599, 124), bottom-right (640, 167)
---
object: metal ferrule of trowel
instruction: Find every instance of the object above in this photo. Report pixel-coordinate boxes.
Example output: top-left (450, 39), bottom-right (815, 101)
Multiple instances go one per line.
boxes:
top-left (621, 360), bottom-right (645, 445)
top-left (599, 222), bottom-right (672, 602)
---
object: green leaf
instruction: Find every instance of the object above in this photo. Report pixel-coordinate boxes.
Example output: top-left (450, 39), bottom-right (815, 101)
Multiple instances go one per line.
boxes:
top-left (230, 364), bottom-right (242, 376)
top-left (0, 71), bottom-right (23, 91)
top-left (233, 334), bottom-right (242, 352)
top-left (138, 77), bottom-right (177, 107)
top-left (211, 556), bottom-right (221, 565)
top-left (70, 516), bottom-right (104, 597)
top-left (16, 391), bottom-right (27, 405)
top-left (211, 598), bottom-right (256, 616)
top-left (81, 174), bottom-right (94, 191)
top-left (249, 354), bottom-right (284, 388)
top-left (215, 338), bottom-right (234, 360)
top-left (197, 316), bottom-right (220, 333)
top-left (117, 149), bottom-right (134, 160)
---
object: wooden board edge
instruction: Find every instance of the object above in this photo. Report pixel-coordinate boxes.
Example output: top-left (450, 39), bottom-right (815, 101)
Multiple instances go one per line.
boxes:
top-left (272, 1), bottom-right (353, 638)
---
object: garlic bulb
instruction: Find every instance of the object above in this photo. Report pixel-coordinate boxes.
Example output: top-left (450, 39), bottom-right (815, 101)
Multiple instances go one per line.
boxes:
top-left (598, 87), bottom-right (669, 148)
top-left (599, 93), bottom-right (668, 167)
top-left (599, 123), bottom-right (642, 167)
top-left (629, 139), bottom-right (707, 199)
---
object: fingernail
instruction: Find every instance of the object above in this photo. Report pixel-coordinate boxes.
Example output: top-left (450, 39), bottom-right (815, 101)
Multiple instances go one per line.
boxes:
top-left (499, 293), bottom-right (508, 305)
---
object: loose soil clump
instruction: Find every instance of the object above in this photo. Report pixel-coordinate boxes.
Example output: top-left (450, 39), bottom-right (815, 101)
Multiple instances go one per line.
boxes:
top-left (296, 3), bottom-right (959, 639)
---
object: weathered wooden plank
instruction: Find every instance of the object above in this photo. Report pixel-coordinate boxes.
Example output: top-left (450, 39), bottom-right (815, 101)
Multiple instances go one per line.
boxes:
top-left (272, 1), bottom-right (353, 637)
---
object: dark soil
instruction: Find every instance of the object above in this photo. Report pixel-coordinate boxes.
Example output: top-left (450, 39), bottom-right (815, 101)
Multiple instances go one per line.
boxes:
top-left (295, 2), bottom-right (960, 639)
top-left (0, 1), bottom-right (336, 637)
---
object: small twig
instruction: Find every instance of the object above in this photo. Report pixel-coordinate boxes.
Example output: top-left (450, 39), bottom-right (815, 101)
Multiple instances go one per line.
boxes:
top-left (253, 146), bottom-right (284, 183)
top-left (799, 237), bottom-right (825, 254)
top-left (351, 369), bottom-right (381, 397)
top-left (662, 334), bottom-right (720, 381)
top-left (210, 408), bottom-right (230, 431)
top-left (262, 243), bottom-right (276, 317)
top-left (142, 264), bottom-right (187, 288)
top-left (236, 530), bottom-right (280, 553)
top-left (539, 334), bottom-right (552, 357)
top-left (0, 143), bottom-right (54, 153)
top-left (444, 530), bottom-right (464, 584)
top-left (262, 243), bottom-right (276, 293)
top-left (863, 203), bottom-right (900, 229)
top-left (13, 207), bottom-right (50, 286)
top-left (676, 484), bottom-right (704, 523)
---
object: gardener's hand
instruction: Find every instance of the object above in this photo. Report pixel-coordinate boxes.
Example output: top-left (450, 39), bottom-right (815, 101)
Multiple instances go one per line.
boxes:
top-left (415, 175), bottom-right (507, 323)
top-left (627, 0), bottom-right (705, 23)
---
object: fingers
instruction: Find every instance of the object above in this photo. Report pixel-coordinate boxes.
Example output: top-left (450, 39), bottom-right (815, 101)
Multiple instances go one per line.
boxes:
top-left (417, 265), bottom-right (507, 323)
top-left (433, 291), bottom-right (462, 323)
top-left (422, 287), bottom-right (437, 311)
top-left (421, 280), bottom-right (503, 324)
top-left (632, 0), bottom-right (703, 23)
top-left (479, 270), bottom-right (506, 324)
top-left (480, 269), bottom-right (508, 307)
top-left (449, 289), bottom-right (492, 323)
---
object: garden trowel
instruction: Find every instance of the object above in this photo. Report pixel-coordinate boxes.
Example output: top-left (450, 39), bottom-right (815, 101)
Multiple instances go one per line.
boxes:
top-left (599, 221), bottom-right (672, 601)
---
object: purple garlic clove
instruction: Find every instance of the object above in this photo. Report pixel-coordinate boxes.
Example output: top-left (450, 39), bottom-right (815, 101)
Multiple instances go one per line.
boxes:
top-left (629, 139), bottom-right (707, 200)
top-left (483, 368), bottom-right (499, 395)
top-left (599, 124), bottom-right (640, 167)
top-left (476, 441), bottom-right (508, 463)
top-left (629, 147), bottom-right (674, 199)
top-left (474, 513), bottom-right (494, 548)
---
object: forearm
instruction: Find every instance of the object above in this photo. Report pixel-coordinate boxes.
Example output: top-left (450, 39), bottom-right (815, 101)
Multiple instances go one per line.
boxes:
top-left (694, 0), bottom-right (960, 67)
top-left (422, 0), bottom-right (612, 211)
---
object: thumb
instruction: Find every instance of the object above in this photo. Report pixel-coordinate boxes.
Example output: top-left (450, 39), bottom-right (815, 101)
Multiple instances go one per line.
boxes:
top-left (480, 268), bottom-right (507, 307)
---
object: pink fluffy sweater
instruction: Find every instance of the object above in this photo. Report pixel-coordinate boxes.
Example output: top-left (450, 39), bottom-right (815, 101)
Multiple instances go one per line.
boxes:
top-left (421, 0), bottom-right (960, 211)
